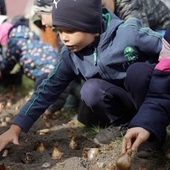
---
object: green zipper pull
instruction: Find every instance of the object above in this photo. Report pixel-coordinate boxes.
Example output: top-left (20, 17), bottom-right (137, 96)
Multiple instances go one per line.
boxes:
top-left (93, 48), bottom-right (97, 66)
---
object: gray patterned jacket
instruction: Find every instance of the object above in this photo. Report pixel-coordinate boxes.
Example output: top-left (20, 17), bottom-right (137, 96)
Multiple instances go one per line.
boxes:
top-left (114, 0), bottom-right (170, 30)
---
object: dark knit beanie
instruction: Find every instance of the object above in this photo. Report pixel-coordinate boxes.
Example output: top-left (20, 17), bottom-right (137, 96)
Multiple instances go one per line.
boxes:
top-left (164, 24), bottom-right (170, 44)
top-left (34, 0), bottom-right (53, 13)
top-left (52, 0), bottom-right (102, 33)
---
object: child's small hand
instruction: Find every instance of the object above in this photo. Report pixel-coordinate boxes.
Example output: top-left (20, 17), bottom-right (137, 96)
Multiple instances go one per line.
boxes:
top-left (0, 124), bottom-right (21, 151)
top-left (121, 127), bottom-right (150, 154)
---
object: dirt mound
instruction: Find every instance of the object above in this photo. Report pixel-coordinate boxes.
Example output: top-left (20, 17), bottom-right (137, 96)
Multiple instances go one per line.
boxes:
top-left (0, 92), bottom-right (169, 170)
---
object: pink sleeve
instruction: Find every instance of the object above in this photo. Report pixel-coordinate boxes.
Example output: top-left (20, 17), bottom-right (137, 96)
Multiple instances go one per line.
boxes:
top-left (155, 38), bottom-right (170, 72)
top-left (155, 58), bottom-right (170, 72)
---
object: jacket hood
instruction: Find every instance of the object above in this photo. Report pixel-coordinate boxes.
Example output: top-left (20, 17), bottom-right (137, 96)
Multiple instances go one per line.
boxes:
top-left (98, 8), bottom-right (124, 50)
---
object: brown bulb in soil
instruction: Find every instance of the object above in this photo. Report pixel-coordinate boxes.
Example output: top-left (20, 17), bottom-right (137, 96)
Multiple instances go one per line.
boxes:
top-left (2, 149), bottom-right (8, 157)
top-left (44, 118), bottom-right (52, 128)
top-left (51, 145), bottom-right (63, 159)
top-left (69, 136), bottom-right (78, 150)
top-left (37, 141), bottom-right (46, 152)
top-left (116, 149), bottom-right (132, 170)
top-left (21, 152), bottom-right (34, 164)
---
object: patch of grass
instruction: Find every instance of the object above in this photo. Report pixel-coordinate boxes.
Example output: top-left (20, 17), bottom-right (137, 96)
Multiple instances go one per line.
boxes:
top-left (16, 75), bottom-right (35, 95)
top-left (90, 125), bottom-right (104, 133)
top-left (61, 107), bottom-right (78, 119)
top-left (81, 125), bottom-right (104, 138)
top-left (0, 86), bottom-right (8, 93)
top-left (0, 75), bottom-right (35, 95)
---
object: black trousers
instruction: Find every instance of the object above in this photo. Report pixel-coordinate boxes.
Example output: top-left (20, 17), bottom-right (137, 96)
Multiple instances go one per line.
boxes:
top-left (78, 62), bottom-right (155, 127)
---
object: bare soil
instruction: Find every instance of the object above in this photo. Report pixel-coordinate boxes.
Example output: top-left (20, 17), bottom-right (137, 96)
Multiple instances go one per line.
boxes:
top-left (0, 91), bottom-right (170, 170)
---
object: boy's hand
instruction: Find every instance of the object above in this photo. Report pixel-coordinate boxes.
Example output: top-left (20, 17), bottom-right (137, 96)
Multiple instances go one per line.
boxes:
top-left (0, 124), bottom-right (21, 151)
top-left (121, 127), bottom-right (150, 154)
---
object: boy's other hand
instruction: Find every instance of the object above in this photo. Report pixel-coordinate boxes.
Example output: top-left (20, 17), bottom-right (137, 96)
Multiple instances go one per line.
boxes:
top-left (0, 124), bottom-right (21, 151)
top-left (121, 127), bottom-right (150, 154)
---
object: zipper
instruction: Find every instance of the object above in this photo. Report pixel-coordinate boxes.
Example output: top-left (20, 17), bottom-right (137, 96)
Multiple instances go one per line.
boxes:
top-left (98, 60), bottom-right (111, 79)
top-left (93, 48), bottom-right (97, 66)
top-left (94, 48), bottom-right (112, 80)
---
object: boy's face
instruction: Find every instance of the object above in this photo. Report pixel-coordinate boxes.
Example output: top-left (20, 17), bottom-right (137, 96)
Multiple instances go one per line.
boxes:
top-left (37, 13), bottom-right (52, 26)
top-left (55, 26), bottom-right (99, 52)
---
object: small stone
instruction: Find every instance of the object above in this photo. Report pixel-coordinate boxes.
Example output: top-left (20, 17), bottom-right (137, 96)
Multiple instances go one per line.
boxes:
top-left (42, 162), bottom-right (51, 168)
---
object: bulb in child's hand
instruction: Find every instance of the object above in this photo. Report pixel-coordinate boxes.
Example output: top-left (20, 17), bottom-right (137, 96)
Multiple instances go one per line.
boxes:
top-left (116, 149), bottom-right (132, 170)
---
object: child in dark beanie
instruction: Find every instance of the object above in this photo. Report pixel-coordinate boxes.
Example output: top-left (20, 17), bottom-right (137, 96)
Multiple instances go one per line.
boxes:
top-left (0, 0), bottom-right (166, 159)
